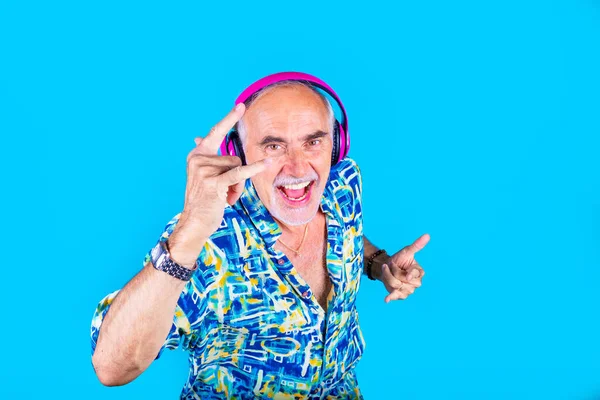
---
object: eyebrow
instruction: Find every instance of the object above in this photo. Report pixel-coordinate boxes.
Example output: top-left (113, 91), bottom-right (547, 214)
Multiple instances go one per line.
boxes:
top-left (301, 130), bottom-right (329, 142)
top-left (258, 135), bottom-right (287, 146)
top-left (257, 130), bottom-right (329, 146)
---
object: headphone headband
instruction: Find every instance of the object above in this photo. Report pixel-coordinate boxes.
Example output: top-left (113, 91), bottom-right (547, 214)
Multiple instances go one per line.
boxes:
top-left (234, 72), bottom-right (349, 137)
top-left (220, 71), bottom-right (350, 165)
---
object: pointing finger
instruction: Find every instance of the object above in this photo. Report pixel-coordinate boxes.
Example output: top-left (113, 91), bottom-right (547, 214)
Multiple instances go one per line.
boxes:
top-left (201, 103), bottom-right (246, 154)
top-left (404, 233), bottom-right (430, 256)
top-left (384, 278), bottom-right (416, 302)
top-left (385, 289), bottom-right (410, 303)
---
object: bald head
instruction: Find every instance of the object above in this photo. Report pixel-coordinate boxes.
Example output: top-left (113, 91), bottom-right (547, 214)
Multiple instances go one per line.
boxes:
top-left (236, 81), bottom-right (335, 148)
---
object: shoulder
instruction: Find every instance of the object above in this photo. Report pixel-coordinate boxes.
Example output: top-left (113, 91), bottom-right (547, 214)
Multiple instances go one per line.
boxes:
top-left (330, 157), bottom-right (362, 188)
top-left (328, 157), bottom-right (363, 205)
top-left (325, 157), bottom-right (363, 229)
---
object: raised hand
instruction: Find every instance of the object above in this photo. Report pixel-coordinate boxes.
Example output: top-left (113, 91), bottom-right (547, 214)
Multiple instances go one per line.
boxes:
top-left (380, 233), bottom-right (429, 303)
top-left (168, 103), bottom-right (271, 266)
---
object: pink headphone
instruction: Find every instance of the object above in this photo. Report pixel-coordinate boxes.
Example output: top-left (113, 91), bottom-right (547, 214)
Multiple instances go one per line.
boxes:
top-left (219, 72), bottom-right (350, 166)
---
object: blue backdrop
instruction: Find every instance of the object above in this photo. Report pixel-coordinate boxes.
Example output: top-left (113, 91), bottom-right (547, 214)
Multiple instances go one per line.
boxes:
top-left (1, 0), bottom-right (599, 399)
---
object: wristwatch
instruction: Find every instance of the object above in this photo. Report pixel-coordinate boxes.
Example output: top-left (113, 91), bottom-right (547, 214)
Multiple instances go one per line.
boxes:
top-left (150, 240), bottom-right (197, 281)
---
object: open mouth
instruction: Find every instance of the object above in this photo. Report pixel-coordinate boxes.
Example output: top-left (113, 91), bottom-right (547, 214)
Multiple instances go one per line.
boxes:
top-left (276, 181), bottom-right (315, 204)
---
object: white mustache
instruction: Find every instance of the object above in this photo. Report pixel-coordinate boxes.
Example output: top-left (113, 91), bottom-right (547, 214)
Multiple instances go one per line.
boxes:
top-left (273, 172), bottom-right (318, 187)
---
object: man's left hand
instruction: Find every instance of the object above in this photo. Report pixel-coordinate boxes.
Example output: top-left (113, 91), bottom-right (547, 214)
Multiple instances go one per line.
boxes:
top-left (380, 233), bottom-right (430, 303)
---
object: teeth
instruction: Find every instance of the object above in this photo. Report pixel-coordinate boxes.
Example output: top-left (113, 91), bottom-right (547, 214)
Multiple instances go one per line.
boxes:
top-left (282, 181), bottom-right (310, 190)
top-left (281, 190), bottom-right (309, 201)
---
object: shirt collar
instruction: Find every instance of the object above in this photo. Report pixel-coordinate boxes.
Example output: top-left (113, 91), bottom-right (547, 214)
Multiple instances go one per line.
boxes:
top-left (238, 167), bottom-right (343, 248)
top-left (238, 178), bottom-right (281, 248)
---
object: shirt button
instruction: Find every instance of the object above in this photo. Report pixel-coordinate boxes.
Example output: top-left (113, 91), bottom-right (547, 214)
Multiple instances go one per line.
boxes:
top-left (277, 259), bottom-right (285, 265)
top-left (303, 291), bottom-right (310, 298)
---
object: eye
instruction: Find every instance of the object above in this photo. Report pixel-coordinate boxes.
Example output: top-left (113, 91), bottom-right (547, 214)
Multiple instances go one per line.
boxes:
top-left (308, 139), bottom-right (321, 146)
top-left (265, 144), bottom-right (282, 151)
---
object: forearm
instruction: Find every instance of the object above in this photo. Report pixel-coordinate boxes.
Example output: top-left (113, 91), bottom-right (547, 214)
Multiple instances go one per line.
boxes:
top-left (363, 236), bottom-right (388, 281)
top-left (363, 235), bottom-right (380, 259)
top-left (92, 261), bottom-right (188, 386)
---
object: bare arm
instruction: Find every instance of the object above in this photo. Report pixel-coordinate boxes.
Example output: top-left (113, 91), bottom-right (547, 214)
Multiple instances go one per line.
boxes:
top-left (363, 235), bottom-right (388, 281)
top-left (91, 103), bottom-right (269, 386)
top-left (91, 258), bottom-right (190, 386)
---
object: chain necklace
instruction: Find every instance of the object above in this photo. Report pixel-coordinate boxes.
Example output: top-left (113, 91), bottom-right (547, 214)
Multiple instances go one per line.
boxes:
top-left (278, 223), bottom-right (309, 256)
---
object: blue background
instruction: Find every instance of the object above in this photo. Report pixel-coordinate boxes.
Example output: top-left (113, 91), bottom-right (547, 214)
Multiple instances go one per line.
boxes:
top-left (1, 0), bottom-right (599, 398)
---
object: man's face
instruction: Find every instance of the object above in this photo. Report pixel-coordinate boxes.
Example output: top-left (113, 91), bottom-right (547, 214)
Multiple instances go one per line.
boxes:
top-left (242, 86), bottom-right (333, 227)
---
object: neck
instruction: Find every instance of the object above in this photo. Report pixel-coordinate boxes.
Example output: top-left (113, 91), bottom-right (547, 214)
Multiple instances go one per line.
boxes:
top-left (274, 211), bottom-right (323, 237)
top-left (275, 219), bottom-right (310, 237)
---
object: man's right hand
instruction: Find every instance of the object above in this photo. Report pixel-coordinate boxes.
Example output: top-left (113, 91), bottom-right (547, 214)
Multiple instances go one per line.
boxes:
top-left (168, 103), bottom-right (271, 267)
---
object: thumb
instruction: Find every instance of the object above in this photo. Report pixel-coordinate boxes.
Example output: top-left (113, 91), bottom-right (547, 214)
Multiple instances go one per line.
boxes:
top-left (404, 233), bottom-right (430, 256)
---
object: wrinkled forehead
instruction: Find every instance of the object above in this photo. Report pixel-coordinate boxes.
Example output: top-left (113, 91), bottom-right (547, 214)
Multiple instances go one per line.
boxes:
top-left (243, 86), bottom-right (331, 134)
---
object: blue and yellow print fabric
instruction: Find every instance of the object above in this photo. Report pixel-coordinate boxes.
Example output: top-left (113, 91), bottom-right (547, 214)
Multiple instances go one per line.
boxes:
top-left (91, 158), bottom-right (366, 399)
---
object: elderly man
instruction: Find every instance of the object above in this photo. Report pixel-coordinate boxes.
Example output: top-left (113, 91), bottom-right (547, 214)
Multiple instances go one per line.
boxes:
top-left (90, 72), bottom-right (429, 399)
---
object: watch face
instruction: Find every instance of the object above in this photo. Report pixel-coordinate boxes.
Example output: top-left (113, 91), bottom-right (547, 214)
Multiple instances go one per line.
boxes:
top-left (151, 242), bottom-right (161, 260)
top-left (157, 253), bottom-right (166, 268)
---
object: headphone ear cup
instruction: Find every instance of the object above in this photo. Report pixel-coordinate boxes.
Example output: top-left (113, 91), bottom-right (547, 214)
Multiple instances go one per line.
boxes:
top-left (337, 122), bottom-right (349, 162)
top-left (331, 120), bottom-right (341, 165)
top-left (229, 130), bottom-right (247, 166)
top-left (225, 132), bottom-right (235, 156)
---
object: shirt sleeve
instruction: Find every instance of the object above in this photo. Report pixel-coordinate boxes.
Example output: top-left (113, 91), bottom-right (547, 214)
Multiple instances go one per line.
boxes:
top-left (90, 213), bottom-right (195, 360)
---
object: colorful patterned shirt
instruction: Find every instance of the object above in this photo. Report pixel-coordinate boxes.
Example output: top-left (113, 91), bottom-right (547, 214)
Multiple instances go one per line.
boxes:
top-left (91, 157), bottom-right (366, 399)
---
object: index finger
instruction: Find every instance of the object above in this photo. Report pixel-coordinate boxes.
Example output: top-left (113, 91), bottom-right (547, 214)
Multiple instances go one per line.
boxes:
top-left (220, 157), bottom-right (272, 187)
top-left (405, 233), bottom-right (430, 256)
top-left (201, 103), bottom-right (246, 154)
